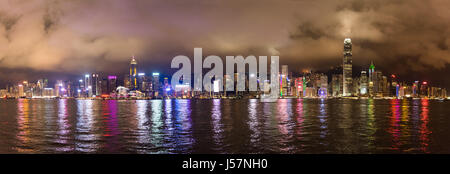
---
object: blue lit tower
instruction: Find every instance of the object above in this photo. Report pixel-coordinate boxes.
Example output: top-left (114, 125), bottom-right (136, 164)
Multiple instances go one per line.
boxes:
top-left (343, 38), bottom-right (353, 96)
top-left (130, 56), bottom-right (138, 90)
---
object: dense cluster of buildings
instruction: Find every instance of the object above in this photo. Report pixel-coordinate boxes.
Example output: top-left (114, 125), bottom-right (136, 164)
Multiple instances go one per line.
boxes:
top-left (0, 38), bottom-right (448, 100)
top-left (277, 38), bottom-right (447, 99)
top-left (0, 56), bottom-right (173, 99)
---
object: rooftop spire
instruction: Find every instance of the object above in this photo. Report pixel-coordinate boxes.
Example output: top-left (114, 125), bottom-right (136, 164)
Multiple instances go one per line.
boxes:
top-left (130, 55), bottom-right (137, 64)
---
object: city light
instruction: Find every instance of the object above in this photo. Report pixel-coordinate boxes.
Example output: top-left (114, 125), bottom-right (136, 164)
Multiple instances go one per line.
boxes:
top-left (1, 0), bottom-right (450, 157)
top-left (0, 37), bottom-right (447, 101)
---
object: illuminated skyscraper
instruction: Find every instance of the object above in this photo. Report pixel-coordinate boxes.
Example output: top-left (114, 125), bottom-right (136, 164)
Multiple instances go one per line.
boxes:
top-left (37, 78), bottom-right (48, 97)
top-left (368, 62), bottom-right (377, 97)
top-left (318, 74), bottom-right (328, 97)
top-left (281, 65), bottom-right (288, 96)
top-left (369, 61), bottom-right (375, 82)
top-left (92, 73), bottom-right (100, 96)
top-left (55, 80), bottom-right (63, 97)
top-left (152, 72), bottom-right (160, 97)
top-left (108, 76), bottom-right (117, 94)
top-left (130, 56), bottom-right (138, 90)
top-left (84, 74), bottom-right (92, 97)
top-left (343, 38), bottom-right (353, 96)
top-left (360, 71), bottom-right (368, 95)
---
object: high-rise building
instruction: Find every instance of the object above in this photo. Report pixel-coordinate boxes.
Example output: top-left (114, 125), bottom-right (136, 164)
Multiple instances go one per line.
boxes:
top-left (360, 71), bottom-right (368, 96)
top-left (294, 77), bottom-right (303, 98)
top-left (318, 74), bottom-right (328, 97)
top-left (368, 62), bottom-right (375, 97)
top-left (369, 61), bottom-right (375, 82)
top-left (352, 77), bottom-right (360, 96)
top-left (92, 73), bottom-right (100, 96)
top-left (138, 73), bottom-right (150, 93)
top-left (55, 80), bottom-right (63, 97)
top-left (84, 74), bottom-right (91, 97)
top-left (331, 74), bottom-right (343, 97)
top-left (343, 38), bottom-right (353, 96)
top-left (37, 78), bottom-right (48, 97)
top-left (420, 81), bottom-right (429, 97)
top-left (130, 56), bottom-right (138, 90)
top-left (107, 76), bottom-right (118, 94)
top-left (18, 84), bottom-right (24, 97)
top-left (281, 65), bottom-right (288, 96)
top-left (152, 72), bottom-right (160, 97)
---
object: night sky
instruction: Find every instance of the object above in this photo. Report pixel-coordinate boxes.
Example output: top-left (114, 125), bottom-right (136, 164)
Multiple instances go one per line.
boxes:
top-left (0, 0), bottom-right (449, 88)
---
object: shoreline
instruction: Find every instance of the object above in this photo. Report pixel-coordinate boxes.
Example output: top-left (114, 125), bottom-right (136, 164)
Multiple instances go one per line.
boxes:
top-left (1, 97), bottom-right (448, 101)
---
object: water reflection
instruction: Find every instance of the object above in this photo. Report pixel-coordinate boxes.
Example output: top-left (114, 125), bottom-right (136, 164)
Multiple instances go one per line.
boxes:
top-left (247, 99), bottom-right (260, 144)
top-left (1, 99), bottom-right (448, 153)
top-left (276, 99), bottom-right (295, 153)
top-left (56, 99), bottom-right (73, 152)
top-left (366, 99), bottom-right (376, 151)
top-left (337, 100), bottom-right (353, 153)
top-left (135, 100), bottom-right (151, 153)
top-left (389, 99), bottom-right (401, 150)
top-left (318, 99), bottom-right (328, 140)
top-left (150, 100), bottom-right (164, 153)
top-left (295, 99), bottom-right (304, 143)
top-left (164, 99), bottom-right (174, 137)
top-left (401, 99), bottom-right (411, 148)
top-left (173, 100), bottom-right (193, 153)
top-left (16, 99), bottom-right (32, 153)
top-left (420, 99), bottom-right (431, 153)
top-left (102, 100), bottom-right (121, 152)
top-left (211, 99), bottom-right (224, 147)
top-left (75, 100), bottom-right (98, 152)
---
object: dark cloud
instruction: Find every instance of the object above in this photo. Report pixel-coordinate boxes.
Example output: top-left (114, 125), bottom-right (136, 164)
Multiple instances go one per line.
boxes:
top-left (0, 0), bottom-right (449, 88)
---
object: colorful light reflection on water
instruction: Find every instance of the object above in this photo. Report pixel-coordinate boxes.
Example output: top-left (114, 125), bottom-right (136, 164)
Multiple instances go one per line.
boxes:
top-left (0, 99), bottom-right (448, 154)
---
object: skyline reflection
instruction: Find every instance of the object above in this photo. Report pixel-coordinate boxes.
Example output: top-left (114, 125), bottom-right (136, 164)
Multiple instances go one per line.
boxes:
top-left (0, 99), bottom-right (446, 153)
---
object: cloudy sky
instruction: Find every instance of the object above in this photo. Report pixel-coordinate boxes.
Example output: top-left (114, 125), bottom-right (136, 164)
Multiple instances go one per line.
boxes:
top-left (0, 0), bottom-right (450, 87)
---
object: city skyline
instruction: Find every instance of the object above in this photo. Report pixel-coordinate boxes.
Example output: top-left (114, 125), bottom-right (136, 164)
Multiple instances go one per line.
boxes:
top-left (1, 38), bottom-right (447, 100)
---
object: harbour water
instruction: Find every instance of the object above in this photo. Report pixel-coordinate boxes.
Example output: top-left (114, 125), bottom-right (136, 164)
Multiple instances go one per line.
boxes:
top-left (0, 98), bottom-right (449, 154)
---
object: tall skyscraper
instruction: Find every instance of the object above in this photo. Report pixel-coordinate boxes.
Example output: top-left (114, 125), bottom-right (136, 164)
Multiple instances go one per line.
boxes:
top-left (281, 65), bottom-right (288, 96)
top-left (152, 72), bottom-right (160, 97)
top-left (368, 62), bottom-right (375, 97)
top-left (343, 38), bottom-right (353, 96)
top-left (107, 76), bottom-right (117, 94)
top-left (55, 80), bottom-right (63, 97)
top-left (360, 71), bottom-right (368, 95)
top-left (369, 61), bottom-right (375, 82)
top-left (130, 56), bottom-right (138, 90)
top-left (84, 74), bottom-right (92, 97)
top-left (92, 73), bottom-right (100, 96)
